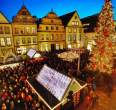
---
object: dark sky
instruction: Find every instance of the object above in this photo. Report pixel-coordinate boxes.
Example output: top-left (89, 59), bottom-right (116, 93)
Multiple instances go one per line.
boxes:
top-left (0, 0), bottom-right (116, 22)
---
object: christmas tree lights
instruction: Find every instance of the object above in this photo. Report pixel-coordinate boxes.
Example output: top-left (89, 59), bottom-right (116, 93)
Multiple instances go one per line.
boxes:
top-left (89, 0), bottom-right (115, 74)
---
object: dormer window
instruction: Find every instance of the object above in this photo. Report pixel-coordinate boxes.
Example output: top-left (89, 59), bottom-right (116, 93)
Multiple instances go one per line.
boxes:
top-left (75, 16), bottom-right (77, 19)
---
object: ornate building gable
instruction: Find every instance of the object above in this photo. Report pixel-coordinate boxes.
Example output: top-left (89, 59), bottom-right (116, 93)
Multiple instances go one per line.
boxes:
top-left (67, 11), bottom-right (82, 27)
top-left (40, 10), bottom-right (63, 25)
top-left (60, 11), bottom-right (82, 27)
top-left (12, 5), bottom-right (35, 24)
top-left (0, 12), bottom-right (9, 23)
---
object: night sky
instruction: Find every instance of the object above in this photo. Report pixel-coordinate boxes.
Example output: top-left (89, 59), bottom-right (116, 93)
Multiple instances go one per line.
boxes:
top-left (0, 0), bottom-right (116, 22)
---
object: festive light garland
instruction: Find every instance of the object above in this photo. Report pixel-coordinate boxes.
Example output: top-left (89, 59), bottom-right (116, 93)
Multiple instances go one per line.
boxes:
top-left (89, 0), bottom-right (115, 74)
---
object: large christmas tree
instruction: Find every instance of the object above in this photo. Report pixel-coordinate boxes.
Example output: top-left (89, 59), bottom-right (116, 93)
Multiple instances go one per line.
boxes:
top-left (89, 0), bottom-right (115, 74)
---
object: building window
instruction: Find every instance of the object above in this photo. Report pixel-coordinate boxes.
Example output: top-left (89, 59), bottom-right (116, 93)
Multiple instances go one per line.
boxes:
top-left (60, 34), bottom-right (64, 40)
top-left (28, 37), bottom-right (31, 44)
top-left (51, 26), bottom-right (54, 30)
top-left (22, 38), bottom-right (26, 44)
top-left (73, 28), bottom-right (77, 33)
top-left (51, 34), bottom-right (54, 40)
top-left (56, 34), bottom-right (59, 40)
top-left (68, 28), bottom-right (72, 33)
top-left (56, 26), bottom-right (58, 30)
top-left (46, 26), bottom-right (49, 30)
top-left (46, 35), bottom-right (49, 40)
top-left (33, 37), bottom-right (37, 43)
top-left (20, 29), bottom-right (24, 34)
top-left (15, 28), bottom-right (19, 34)
top-left (0, 26), bottom-right (3, 34)
top-left (60, 44), bottom-right (63, 49)
top-left (56, 44), bottom-right (60, 50)
top-left (72, 21), bottom-right (79, 26)
top-left (4, 26), bottom-right (10, 34)
top-left (73, 35), bottom-right (76, 41)
top-left (16, 38), bottom-right (20, 45)
top-left (75, 16), bottom-right (77, 19)
top-left (6, 38), bottom-right (11, 46)
top-left (0, 38), bottom-right (5, 46)
top-left (45, 44), bottom-right (49, 51)
top-left (68, 35), bottom-right (72, 41)
top-left (32, 27), bottom-right (36, 34)
top-left (40, 34), bottom-right (44, 40)
top-left (26, 27), bottom-right (30, 34)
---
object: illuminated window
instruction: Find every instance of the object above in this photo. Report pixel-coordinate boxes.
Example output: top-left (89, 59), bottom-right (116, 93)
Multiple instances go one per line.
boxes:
top-left (72, 21), bottom-right (79, 26)
top-left (4, 26), bottom-right (10, 34)
top-left (72, 21), bottom-right (75, 25)
top-left (73, 28), bottom-right (77, 33)
top-left (60, 44), bottom-right (63, 49)
top-left (32, 27), bottom-right (36, 34)
top-left (0, 38), bottom-right (5, 46)
top-left (16, 38), bottom-right (20, 45)
top-left (26, 27), bottom-right (30, 34)
top-left (46, 35), bottom-right (49, 40)
top-left (56, 44), bottom-right (60, 50)
top-left (68, 28), bottom-right (72, 33)
top-left (0, 26), bottom-right (3, 34)
top-left (73, 35), bottom-right (76, 41)
top-left (45, 44), bottom-right (49, 51)
top-left (33, 37), bottom-right (37, 43)
top-left (51, 34), bottom-right (54, 40)
top-left (40, 34), bottom-right (44, 40)
top-left (28, 37), bottom-right (31, 44)
top-left (68, 35), bottom-right (72, 41)
top-left (6, 38), bottom-right (11, 46)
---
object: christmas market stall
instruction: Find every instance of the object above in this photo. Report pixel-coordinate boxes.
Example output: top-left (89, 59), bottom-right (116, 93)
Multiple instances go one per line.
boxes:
top-left (27, 65), bottom-right (87, 110)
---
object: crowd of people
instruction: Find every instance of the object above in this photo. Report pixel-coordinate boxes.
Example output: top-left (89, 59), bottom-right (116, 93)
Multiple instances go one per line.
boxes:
top-left (0, 51), bottom-right (80, 110)
top-left (0, 50), bottom-right (113, 110)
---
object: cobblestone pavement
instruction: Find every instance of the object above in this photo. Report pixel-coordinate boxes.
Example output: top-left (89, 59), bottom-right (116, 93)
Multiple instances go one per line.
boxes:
top-left (78, 86), bottom-right (116, 110)
top-left (90, 87), bottom-right (116, 110)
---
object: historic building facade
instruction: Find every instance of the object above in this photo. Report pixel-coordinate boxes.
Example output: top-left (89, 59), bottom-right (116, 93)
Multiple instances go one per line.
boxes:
top-left (12, 5), bottom-right (38, 55)
top-left (0, 5), bottom-right (86, 63)
top-left (81, 14), bottom-right (116, 52)
top-left (81, 14), bottom-right (99, 51)
top-left (37, 11), bottom-right (65, 51)
top-left (0, 12), bottom-right (14, 63)
top-left (60, 11), bottom-right (84, 49)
